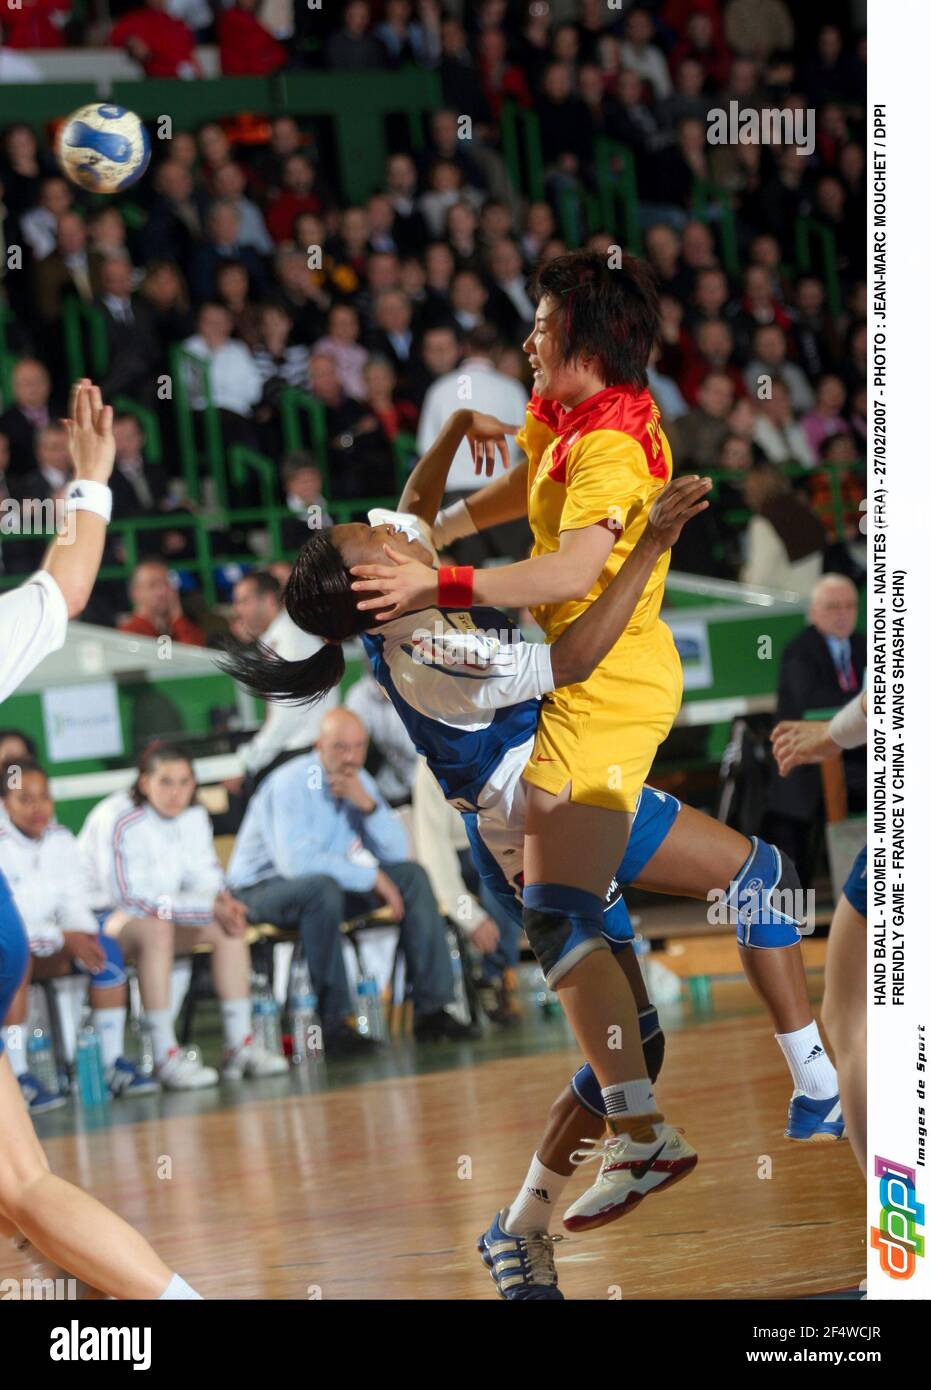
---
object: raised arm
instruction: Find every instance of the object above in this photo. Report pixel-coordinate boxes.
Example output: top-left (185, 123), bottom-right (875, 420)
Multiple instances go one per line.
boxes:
top-left (398, 410), bottom-right (518, 528)
top-left (43, 380), bottom-right (115, 618)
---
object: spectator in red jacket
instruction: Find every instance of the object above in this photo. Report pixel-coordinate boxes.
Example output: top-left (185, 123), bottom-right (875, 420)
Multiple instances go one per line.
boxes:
top-left (110, 0), bottom-right (200, 80)
top-left (264, 153), bottom-right (323, 244)
top-left (218, 0), bottom-right (287, 77)
top-left (1, 0), bottom-right (68, 49)
top-left (119, 561), bottom-right (207, 646)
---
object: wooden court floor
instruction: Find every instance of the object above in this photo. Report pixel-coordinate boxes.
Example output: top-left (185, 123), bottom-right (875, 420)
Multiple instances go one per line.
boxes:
top-left (3, 1001), bottom-right (865, 1300)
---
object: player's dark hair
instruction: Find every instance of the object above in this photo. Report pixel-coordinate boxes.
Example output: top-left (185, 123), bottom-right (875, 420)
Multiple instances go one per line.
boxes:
top-left (219, 530), bottom-right (365, 707)
top-left (0, 757), bottom-right (46, 798)
top-left (131, 742), bottom-right (197, 807)
top-left (528, 249), bottom-right (660, 390)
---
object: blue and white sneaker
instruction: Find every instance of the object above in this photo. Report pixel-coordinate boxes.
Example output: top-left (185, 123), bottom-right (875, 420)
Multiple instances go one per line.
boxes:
top-left (107, 1056), bottom-right (161, 1098)
top-left (477, 1210), bottom-right (564, 1300)
top-left (18, 1071), bottom-right (67, 1114)
top-left (785, 1092), bottom-right (846, 1142)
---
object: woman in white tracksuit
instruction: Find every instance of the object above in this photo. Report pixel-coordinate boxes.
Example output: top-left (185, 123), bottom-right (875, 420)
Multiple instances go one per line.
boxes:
top-left (0, 759), bottom-right (156, 1112)
top-left (80, 742), bottom-right (288, 1090)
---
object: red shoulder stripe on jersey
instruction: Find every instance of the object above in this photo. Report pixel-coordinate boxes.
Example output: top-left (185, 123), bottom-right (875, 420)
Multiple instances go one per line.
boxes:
top-left (539, 385), bottom-right (670, 485)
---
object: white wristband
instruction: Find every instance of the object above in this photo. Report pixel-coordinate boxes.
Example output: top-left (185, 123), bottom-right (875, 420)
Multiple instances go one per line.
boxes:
top-left (64, 479), bottom-right (112, 523)
top-left (433, 498), bottom-right (478, 546)
top-left (828, 693), bottom-right (868, 750)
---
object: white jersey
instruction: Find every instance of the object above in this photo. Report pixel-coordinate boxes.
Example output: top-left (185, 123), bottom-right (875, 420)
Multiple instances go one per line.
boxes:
top-left (79, 790), bottom-right (223, 925)
top-left (0, 572), bottom-right (68, 705)
top-left (361, 510), bottom-right (556, 889)
top-left (0, 819), bottom-right (97, 955)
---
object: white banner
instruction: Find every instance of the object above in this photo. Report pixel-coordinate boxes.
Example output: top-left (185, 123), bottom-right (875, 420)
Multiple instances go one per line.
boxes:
top-left (42, 680), bottom-right (124, 763)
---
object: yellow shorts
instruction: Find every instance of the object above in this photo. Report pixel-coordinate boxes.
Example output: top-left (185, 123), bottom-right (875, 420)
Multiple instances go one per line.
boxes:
top-left (522, 621), bottom-right (683, 813)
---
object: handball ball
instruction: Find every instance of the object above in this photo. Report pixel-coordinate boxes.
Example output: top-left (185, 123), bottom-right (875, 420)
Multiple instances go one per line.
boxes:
top-left (56, 103), bottom-right (151, 194)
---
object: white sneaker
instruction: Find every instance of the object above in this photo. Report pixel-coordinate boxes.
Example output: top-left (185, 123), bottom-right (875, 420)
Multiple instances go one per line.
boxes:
top-left (222, 1036), bottom-right (289, 1080)
top-left (156, 1046), bottom-right (219, 1091)
top-left (562, 1122), bottom-right (698, 1232)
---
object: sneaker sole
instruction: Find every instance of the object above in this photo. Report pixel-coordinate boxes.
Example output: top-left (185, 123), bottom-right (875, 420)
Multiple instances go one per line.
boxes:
top-left (562, 1155), bottom-right (698, 1233)
top-left (785, 1128), bottom-right (847, 1143)
top-left (29, 1097), bottom-right (67, 1114)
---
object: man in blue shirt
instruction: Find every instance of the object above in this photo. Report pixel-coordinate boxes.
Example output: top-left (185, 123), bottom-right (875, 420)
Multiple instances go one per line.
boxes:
top-left (228, 707), bottom-right (474, 1053)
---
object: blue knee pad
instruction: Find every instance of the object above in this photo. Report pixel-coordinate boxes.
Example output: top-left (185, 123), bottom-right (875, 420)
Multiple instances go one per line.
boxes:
top-left (72, 933), bottom-right (127, 988)
top-left (726, 837), bottom-right (802, 948)
top-left (570, 1004), bottom-right (665, 1115)
top-left (522, 883), bottom-right (608, 986)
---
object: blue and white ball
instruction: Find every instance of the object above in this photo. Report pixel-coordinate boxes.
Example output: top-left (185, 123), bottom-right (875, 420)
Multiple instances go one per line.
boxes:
top-left (56, 103), bottom-right (151, 194)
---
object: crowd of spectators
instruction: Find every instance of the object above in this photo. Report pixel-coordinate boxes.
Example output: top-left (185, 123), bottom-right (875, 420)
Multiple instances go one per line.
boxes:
top-left (1, 0), bottom-right (867, 628)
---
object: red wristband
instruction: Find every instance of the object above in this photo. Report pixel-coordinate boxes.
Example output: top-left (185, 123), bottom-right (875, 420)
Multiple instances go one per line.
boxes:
top-left (437, 564), bottom-right (474, 608)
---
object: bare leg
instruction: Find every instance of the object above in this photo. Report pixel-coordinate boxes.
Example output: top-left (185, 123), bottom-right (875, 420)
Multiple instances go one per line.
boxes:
top-left (106, 914), bottom-right (175, 1011)
top-left (820, 897), bottom-right (867, 1176)
top-left (174, 922), bottom-right (250, 1001)
top-left (0, 1051), bottom-right (174, 1299)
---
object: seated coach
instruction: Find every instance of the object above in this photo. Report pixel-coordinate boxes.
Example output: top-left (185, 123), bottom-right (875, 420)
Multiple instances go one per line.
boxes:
top-left (227, 708), bottom-right (476, 1052)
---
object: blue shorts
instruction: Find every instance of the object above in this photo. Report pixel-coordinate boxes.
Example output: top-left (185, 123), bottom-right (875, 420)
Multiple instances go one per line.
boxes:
top-left (842, 845), bottom-right (867, 918)
top-left (464, 784), bottom-right (682, 949)
top-left (0, 870), bottom-right (29, 1058)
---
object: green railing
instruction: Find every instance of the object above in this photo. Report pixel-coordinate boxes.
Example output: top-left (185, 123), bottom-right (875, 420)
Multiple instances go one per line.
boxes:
top-left (0, 305), bottom-right (16, 409)
top-left (500, 103), bottom-right (545, 204)
top-left (169, 345), bottom-right (224, 505)
top-left (280, 387), bottom-right (330, 489)
top-left (704, 457), bottom-right (866, 546)
top-left (692, 180), bottom-right (741, 280)
top-left (62, 299), bottom-right (108, 383)
top-left (795, 219), bottom-right (843, 320)
top-left (112, 396), bottom-right (163, 465)
top-left (594, 139), bottom-right (642, 253)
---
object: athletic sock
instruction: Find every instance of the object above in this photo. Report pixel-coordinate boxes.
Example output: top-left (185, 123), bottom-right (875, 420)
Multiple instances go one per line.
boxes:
top-left (158, 1272), bottom-right (203, 1300)
top-left (505, 1154), bottom-right (572, 1235)
top-left (220, 997), bottom-right (252, 1053)
top-left (775, 1020), bottom-right (839, 1099)
top-left (145, 1009), bottom-right (177, 1065)
top-left (3, 1028), bottom-right (27, 1078)
top-left (93, 1006), bottom-right (126, 1069)
top-left (601, 1078), bottom-right (658, 1140)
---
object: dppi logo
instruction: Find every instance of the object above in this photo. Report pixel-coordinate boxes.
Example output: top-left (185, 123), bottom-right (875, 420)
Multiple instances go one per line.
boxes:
top-left (871, 1155), bottom-right (925, 1278)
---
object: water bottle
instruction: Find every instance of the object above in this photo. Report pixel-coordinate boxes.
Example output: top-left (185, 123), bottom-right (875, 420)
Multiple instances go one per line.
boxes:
top-left (75, 1012), bottom-right (108, 1107)
top-left (356, 974), bottom-right (386, 1042)
top-left (129, 1014), bottom-right (155, 1078)
top-left (251, 972), bottom-right (283, 1058)
top-left (289, 960), bottom-right (322, 1065)
top-left (26, 1025), bottom-right (59, 1096)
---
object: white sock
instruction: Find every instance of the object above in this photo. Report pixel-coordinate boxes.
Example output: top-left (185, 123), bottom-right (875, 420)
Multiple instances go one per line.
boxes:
top-left (145, 1009), bottom-right (178, 1065)
top-left (93, 1006), bottom-right (126, 1068)
top-left (158, 1272), bottom-right (203, 1300)
top-left (220, 997), bottom-right (252, 1053)
top-left (601, 1078), bottom-right (656, 1121)
top-left (505, 1154), bottom-right (572, 1235)
top-left (3, 1029), bottom-right (27, 1078)
top-left (776, 1020), bottom-right (839, 1100)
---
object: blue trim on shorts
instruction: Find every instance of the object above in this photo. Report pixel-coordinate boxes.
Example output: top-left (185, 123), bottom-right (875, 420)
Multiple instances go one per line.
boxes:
top-left (0, 869), bottom-right (29, 1056)
top-left (842, 845), bottom-right (868, 918)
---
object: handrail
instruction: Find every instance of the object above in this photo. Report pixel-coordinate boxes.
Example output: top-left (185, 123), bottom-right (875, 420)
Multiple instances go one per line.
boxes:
top-left (702, 456), bottom-right (866, 543)
top-left (280, 387), bottom-right (330, 490)
top-left (593, 139), bottom-right (642, 253)
top-left (112, 395), bottom-right (163, 465)
top-left (499, 102), bottom-right (545, 204)
top-left (169, 345), bottom-right (225, 505)
top-left (62, 298), bottom-right (108, 383)
top-left (692, 179), bottom-right (740, 279)
top-left (795, 218), bottom-right (843, 320)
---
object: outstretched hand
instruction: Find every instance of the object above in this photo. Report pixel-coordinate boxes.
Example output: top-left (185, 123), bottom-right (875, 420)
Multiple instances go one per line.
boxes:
top-left (466, 412), bottom-right (519, 477)
top-left (62, 379), bottom-right (115, 485)
top-left (644, 475), bottom-right (712, 551)
top-left (350, 544), bottom-right (438, 622)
